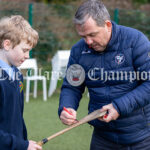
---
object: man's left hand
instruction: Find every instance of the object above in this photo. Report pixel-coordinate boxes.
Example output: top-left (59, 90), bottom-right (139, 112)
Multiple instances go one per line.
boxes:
top-left (98, 103), bottom-right (119, 123)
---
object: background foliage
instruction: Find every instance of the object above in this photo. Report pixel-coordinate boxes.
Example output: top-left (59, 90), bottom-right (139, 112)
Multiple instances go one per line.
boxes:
top-left (133, 0), bottom-right (150, 4)
top-left (0, 0), bottom-right (150, 66)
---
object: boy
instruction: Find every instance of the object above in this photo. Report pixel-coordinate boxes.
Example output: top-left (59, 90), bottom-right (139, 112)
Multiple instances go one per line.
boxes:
top-left (0, 15), bottom-right (42, 150)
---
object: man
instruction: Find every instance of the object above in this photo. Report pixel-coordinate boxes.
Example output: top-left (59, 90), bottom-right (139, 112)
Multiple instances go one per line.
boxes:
top-left (58, 0), bottom-right (150, 149)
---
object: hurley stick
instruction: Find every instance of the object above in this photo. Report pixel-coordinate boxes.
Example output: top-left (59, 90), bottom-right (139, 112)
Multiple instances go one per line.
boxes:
top-left (37, 109), bottom-right (107, 146)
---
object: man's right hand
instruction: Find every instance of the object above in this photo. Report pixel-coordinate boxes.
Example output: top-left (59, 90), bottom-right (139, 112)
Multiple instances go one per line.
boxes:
top-left (60, 108), bottom-right (77, 125)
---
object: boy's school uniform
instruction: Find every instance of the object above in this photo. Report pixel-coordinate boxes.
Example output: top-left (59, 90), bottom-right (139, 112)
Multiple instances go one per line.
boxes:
top-left (0, 60), bottom-right (28, 150)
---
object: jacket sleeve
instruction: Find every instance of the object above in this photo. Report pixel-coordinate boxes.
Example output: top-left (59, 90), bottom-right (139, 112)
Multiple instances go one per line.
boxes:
top-left (58, 47), bottom-right (85, 116)
top-left (112, 32), bottom-right (150, 116)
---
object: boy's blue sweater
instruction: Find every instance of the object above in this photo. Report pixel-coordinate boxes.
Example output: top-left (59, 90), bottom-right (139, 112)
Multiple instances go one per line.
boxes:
top-left (0, 67), bottom-right (28, 150)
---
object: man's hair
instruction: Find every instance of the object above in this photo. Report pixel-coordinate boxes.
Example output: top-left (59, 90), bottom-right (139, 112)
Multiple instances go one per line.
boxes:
top-left (0, 15), bottom-right (39, 49)
top-left (73, 0), bottom-right (110, 26)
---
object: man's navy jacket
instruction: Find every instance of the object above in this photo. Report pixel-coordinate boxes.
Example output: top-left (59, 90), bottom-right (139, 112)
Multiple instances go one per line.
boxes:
top-left (59, 22), bottom-right (150, 144)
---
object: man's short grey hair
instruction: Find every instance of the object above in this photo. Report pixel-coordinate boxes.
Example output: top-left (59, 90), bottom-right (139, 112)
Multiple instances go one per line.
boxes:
top-left (73, 0), bottom-right (111, 26)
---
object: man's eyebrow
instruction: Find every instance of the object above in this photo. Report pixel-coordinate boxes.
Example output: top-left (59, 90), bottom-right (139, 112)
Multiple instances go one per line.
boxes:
top-left (80, 31), bottom-right (99, 37)
top-left (88, 31), bottom-right (99, 35)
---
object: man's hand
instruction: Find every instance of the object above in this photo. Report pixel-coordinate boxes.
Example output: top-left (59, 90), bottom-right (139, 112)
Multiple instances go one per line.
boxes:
top-left (98, 103), bottom-right (119, 123)
top-left (60, 108), bottom-right (78, 125)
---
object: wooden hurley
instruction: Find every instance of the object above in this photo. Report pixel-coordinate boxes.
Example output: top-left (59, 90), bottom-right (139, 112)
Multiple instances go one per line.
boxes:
top-left (37, 109), bottom-right (107, 146)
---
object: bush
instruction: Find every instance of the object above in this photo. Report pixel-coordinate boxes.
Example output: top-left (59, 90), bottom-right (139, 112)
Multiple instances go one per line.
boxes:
top-left (133, 0), bottom-right (150, 4)
top-left (32, 31), bottom-right (60, 64)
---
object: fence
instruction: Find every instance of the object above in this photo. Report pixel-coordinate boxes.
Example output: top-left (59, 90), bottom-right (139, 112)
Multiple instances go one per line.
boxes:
top-left (0, 1), bottom-right (150, 66)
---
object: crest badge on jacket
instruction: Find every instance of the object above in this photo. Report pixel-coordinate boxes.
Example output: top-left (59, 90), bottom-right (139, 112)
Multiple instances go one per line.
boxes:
top-left (115, 54), bottom-right (125, 65)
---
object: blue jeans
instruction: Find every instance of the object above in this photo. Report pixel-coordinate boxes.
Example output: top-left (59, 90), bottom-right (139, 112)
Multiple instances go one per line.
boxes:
top-left (90, 129), bottom-right (150, 150)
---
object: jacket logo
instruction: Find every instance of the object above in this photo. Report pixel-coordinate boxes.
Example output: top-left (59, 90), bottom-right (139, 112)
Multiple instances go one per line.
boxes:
top-left (82, 50), bottom-right (91, 54)
top-left (115, 54), bottom-right (125, 65)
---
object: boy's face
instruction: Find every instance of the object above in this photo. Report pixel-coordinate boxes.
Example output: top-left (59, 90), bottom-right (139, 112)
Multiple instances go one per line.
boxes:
top-left (4, 40), bottom-right (32, 67)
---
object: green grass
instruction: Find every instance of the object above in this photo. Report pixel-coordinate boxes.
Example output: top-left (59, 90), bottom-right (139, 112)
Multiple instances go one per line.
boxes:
top-left (24, 92), bottom-right (93, 150)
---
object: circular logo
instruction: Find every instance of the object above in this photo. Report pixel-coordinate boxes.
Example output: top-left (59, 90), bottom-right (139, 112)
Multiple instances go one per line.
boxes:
top-left (66, 64), bottom-right (85, 86)
top-left (115, 54), bottom-right (125, 65)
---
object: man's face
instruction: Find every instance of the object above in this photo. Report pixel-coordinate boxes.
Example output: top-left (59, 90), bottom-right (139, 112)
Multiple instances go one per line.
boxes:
top-left (76, 17), bottom-right (112, 52)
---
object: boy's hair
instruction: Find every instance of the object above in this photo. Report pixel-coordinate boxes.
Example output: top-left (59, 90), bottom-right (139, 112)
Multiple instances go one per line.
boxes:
top-left (0, 15), bottom-right (39, 49)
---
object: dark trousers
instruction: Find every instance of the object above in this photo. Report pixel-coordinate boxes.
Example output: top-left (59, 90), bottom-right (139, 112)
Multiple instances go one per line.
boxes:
top-left (90, 130), bottom-right (150, 150)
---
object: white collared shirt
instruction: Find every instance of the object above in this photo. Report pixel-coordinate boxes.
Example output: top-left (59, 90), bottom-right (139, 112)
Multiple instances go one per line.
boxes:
top-left (0, 60), bottom-right (15, 80)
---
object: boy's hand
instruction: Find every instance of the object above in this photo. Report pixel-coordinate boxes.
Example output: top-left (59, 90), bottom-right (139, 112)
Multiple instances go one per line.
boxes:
top-left (98, 103), bottom-right (119, 122)
top-left (60, 108), bottom-right (77, 125)
top-left (28, 140), bottom-right (42, 150)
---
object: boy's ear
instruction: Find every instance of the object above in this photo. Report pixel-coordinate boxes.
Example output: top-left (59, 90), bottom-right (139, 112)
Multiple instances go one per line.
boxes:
top-left (3, 40), bottom-right (12, 51)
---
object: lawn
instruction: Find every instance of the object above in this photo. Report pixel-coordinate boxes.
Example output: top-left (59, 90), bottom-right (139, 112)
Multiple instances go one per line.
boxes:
top-left (24, 92), bottom-right (93, 150)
